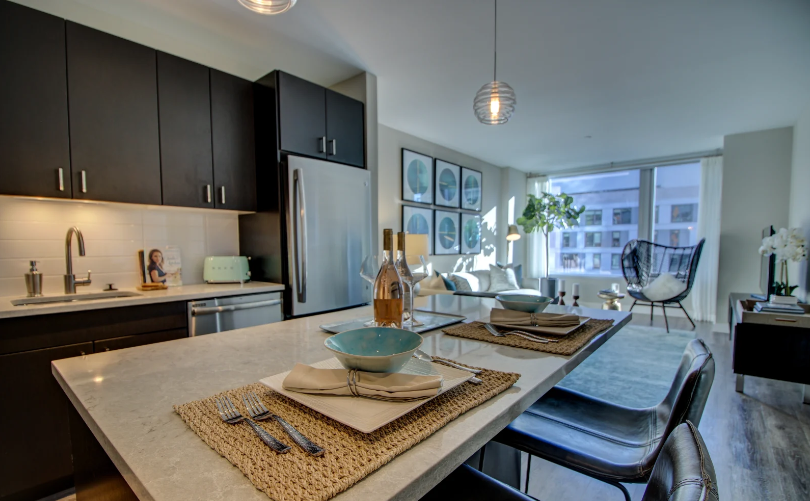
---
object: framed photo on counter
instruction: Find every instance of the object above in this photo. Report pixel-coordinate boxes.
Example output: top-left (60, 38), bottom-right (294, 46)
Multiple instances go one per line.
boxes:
top-left (434, 210), bottom-right (460, 255)
top-left (401, 149), bottom-right (434, 205)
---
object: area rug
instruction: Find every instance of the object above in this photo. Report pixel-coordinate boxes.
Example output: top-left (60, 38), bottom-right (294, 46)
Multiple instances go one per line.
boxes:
top-left (557, 324), bottom-right (696, 408)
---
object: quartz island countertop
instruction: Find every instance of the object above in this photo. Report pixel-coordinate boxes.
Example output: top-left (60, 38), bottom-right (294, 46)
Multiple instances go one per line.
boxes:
top-left (52, 295), bottom-right (631, 501)
top-left (0, 281), bottom-right (285, 319)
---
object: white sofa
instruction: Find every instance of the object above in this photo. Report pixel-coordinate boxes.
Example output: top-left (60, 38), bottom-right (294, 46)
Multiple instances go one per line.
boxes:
top-left (418, 268), bottom-right (541, 298)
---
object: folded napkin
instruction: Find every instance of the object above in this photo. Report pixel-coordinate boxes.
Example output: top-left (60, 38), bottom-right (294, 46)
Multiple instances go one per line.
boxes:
top-left (489, 308), bottom-right (582, 328)
top-left (282, 363), bottom-right (443, 400)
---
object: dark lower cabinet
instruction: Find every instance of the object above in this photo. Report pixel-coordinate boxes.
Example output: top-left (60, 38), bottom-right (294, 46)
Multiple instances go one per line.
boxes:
top-left (325, 89), bottom-right (365, 168)
top-left (94, 328), bottom-right (187, 353)
top-left (0, 1), bottom-right (71, 199)
top-left (211, 69), bottom-right (257, 211)
top-left (157, 52), bottom-right (215, 209)
top-left (66, 21), bottom-right (162, 205)
top-left (0, 342), bottom-right (92, 501)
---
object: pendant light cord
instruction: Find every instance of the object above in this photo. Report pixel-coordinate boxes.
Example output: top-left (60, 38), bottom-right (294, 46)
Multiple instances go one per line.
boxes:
top-left (493, 0), bottom-right (498, 81)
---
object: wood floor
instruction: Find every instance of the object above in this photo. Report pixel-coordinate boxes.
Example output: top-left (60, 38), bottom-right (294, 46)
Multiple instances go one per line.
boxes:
top-left (521, 314), bottom-right (810, 501)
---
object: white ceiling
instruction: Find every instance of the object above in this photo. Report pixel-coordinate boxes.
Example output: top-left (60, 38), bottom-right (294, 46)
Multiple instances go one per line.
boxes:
top-left (15, 0), bottom-right (810, 173)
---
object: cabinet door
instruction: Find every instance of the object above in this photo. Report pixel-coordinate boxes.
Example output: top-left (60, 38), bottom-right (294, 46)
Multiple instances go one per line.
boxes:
top-left (211, 69), bottom-right (257, 211)
top-left (0, 342), bottom-right (93, 500)
top-left (278, 71), bottom-right (327, 159)
top-left (94, 328), bottom-right (187, 353)
top-left (157, 52), bottom-right (214, 208)
top-left (0, 2), bottom-right (71, 198)
top-left (66, 22), bottom-right (161, 205)
top-left (325, 90), bottom-right (365, 168)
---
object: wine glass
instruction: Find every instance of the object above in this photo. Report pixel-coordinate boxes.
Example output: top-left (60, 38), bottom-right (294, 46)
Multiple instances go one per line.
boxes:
top-left (402, 255), bottom-right (428, 328)
top-left (360, 255), bottom-right (380, 326)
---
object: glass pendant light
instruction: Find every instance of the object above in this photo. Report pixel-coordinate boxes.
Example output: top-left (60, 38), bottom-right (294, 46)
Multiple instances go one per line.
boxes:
top-left (474, 0), bottom-right (516, 125)
top-left (238, 0), bottom-right (297, 15)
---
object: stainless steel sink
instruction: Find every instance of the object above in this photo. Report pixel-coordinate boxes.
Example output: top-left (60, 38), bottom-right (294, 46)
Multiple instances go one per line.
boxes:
top-left (11, 291), bottom-right (143, 306)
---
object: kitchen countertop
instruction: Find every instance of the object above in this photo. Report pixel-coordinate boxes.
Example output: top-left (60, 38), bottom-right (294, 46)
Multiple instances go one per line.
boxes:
top-left (0, 281), bottom-right (285, 319)
top-left (52, 296), bottom-right (632, 501)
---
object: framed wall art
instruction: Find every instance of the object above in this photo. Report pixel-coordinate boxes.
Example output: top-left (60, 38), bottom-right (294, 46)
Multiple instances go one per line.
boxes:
top-left (401, 149), bottom-right (433, 204)
top-left (402, 205), bottom-right (434, 254)
top-left (460, 213), bottom-right (482, 254)
top-left (461, 167), bottom-right (483, 211)
top-left (434, 210), bottom-right (460, 255)
top-left (434, 159), bottom-right (461, 208)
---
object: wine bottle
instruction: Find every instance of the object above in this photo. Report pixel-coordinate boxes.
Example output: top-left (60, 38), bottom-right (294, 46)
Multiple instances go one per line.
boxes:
top-left (373, 229), bottom-right (404, 327)
top-left (396, 232), bottom-right (414, 322)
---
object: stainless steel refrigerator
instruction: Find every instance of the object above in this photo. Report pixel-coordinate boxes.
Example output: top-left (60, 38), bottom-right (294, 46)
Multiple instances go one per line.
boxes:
top-left (239, 155), bottom-right (372, 318)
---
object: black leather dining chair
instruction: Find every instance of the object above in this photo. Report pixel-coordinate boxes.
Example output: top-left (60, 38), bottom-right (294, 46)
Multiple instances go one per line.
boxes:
top-left (492, 338), bottom-right (714, 501)
top-left (421, 421), bottom-right (718, 501)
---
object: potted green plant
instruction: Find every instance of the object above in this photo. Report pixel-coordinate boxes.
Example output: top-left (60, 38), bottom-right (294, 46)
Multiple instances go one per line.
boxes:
top-left (517, 193), bottom-right (585, 292)
top-left (759, 227), bottom-right (808, 302)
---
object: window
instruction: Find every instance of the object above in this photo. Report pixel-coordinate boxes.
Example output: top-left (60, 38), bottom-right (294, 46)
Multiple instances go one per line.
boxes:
top-left (562, 232), bottom-right (573, 248)
top-left (611, 254), bottom-right (621, 270)
top-left (593, 253), bottom-right (602, 270)
top-left (585, 232), bottom-right (602, 247)
top-left (582, 210), bottom-right (602, 226)
top-left (612, 231), bottom-right (622, 247)
top-left (613, 208), bottom-right (634, 225)
top-left (561, 253), bottom-right (584, 271)
top-left (671, 204), bottom-right (697, 223)
top-left (669, 229), bottom-right (680, 247)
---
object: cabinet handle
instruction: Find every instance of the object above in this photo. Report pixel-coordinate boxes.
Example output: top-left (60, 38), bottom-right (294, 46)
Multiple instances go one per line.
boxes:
top-left (329, 139), bottom-right (337, 156)
top-left (206, 184), bottom-right (212, 203)
top-left (58, 168), bottom-right (64, 191)
top-left (319, 136), bottom-right (326, 153)
top-left (81, 171), bottom-right (87, 193)
top-left (220, 186), bottom-right (226, 205)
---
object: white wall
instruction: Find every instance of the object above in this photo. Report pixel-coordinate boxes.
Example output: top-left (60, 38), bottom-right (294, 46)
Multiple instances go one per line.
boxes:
top-left (377, 124), bottom-right (508, 274)
top-left (717, 127), bottom-right (793, 322)
top-left (788, 103), bottom-right (810, 301)
top-left (0, 197), bottom-right (238, 297)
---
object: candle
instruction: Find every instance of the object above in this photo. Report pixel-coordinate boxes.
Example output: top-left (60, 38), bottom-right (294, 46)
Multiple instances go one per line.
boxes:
top-left (558, 279), bottom-right (565, 292)
top-left (573, 283), bottom-right (580, 296)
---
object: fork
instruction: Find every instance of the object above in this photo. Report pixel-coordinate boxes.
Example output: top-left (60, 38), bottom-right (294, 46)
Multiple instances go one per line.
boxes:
top-left (242, 391), bottom-right (325, 457)
top-left (483, 323), bottom-right (555, 344)
top-left (214, 396), bottom-right (291, 453)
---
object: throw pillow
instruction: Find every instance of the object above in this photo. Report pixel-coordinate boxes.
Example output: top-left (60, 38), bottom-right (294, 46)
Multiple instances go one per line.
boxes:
top-left (453, 272), bottom-right (480, 291)
top-left (488, 264), bottom-right (519, 292)
top-left (507, 264), bottom-right (523, 288)
top-left (435, 271), bottom-right (456, 291)
top-left (641, 274), bottom-right (686, 301)
top-left (449, 273), bottom-right (474, 292)
top-left (418, 275), bottom-right (446, 295)
top-left (471, 269), bottom-right (491, 291)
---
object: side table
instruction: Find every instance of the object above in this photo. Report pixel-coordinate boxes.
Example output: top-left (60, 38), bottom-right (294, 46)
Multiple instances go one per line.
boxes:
top-left (598, 293), bottom-right (625, 311)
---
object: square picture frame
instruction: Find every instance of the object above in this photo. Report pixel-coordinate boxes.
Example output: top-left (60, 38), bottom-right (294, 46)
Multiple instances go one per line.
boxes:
top-left (401, 205), bottom-right (434, 255)
top-left (460, 213), bottom-right (482, 254)
top-left (401, 149), bottom-right (434, 205)
top-left (434, 210), bottom-right (461, 255)
top-left (434, 159), bottom-right (461, 208)
top-left (460, 167), bottom-right (483, 211)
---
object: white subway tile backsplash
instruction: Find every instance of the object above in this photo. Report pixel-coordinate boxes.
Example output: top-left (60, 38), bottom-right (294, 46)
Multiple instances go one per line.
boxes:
top-left (0, 197), bottom-right (241, 297)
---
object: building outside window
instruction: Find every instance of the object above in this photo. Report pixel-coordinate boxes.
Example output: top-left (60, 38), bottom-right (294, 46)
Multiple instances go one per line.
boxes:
top-left (613, 208), bottom-right (633, 225)
top-left (593, 253), bottom-right (602, 270)
top-left (562, 232), bottom-right (572, 248)
top-left (670, 229), bottom-right (680, 247)
top-left (671, 203), bottom-right (697, 223)
top-left (653, 163), bottom-right (701, 248)
top-left (611, 254), bottom-right (621, 270)
top-left (612, 231), bottom-right (622, 247)
top-left (561, 253), bottom-right (584, 271)
top-left (582, 210), bottom-right (602, 226)
top-left (585, 231), bottom-right (602, 247)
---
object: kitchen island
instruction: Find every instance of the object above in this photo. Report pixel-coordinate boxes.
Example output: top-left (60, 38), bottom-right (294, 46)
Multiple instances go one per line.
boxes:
top-left (52, 295), bottom-right (631, 501)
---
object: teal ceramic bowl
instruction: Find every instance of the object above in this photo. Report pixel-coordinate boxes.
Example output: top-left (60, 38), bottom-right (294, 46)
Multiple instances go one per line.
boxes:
top-left (496, 294), bottom-right (554, 313)
top-left (324, 327), bottom-right (423, 373)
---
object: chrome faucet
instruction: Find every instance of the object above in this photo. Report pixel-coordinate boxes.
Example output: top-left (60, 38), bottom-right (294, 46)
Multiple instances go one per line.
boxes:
top-left (64, 226), bottom-right (91, 294)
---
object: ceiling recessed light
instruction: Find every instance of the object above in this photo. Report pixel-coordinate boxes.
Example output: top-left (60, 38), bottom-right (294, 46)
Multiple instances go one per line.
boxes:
top-left (238, 0), bottom-right (297, 15)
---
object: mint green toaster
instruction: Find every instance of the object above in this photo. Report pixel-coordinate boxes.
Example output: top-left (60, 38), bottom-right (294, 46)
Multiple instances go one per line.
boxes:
top-left (203, 256), bottom-right (251, 283)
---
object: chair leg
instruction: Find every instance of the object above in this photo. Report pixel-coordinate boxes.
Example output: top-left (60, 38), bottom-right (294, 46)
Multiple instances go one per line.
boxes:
top-left (650, 303), bottom-right (654, 323)
top-left (662, 303), bottom-right (670, 333)
top-left (629, 300), bottom-right (636, 312)
top-left (678, 301), bottom-right (696, 329)
top-left (524, 453), bottom-right (532, 493)
top-left (605, 480), bottom-right (632, 501)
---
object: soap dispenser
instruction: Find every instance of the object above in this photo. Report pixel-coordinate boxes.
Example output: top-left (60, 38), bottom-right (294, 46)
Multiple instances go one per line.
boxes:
top-left (25, 260), bottom-right (43, 297)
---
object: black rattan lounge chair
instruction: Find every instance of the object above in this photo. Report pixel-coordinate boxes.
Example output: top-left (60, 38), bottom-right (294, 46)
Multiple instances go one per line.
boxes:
top-left (621, 238), bottom-right (705, 332)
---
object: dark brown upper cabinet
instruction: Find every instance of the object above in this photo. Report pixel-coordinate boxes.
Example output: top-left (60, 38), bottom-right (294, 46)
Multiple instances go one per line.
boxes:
top-left (157, 52), bottom-right (214, 208)
top-left (325, 89), bottom-right (365, 168)
top-left (66, 22), bottom-right (162, 205)
top-left (0, 1), bottom-right (71, 199)
top-left (211, 69), bottom-right (257, 211)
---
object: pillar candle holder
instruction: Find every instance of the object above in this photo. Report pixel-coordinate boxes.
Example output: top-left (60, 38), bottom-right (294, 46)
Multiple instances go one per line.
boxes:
top-left (558, 290), bottom-right (566, 306)
top-left (572, 295), bottom-right (580, 307)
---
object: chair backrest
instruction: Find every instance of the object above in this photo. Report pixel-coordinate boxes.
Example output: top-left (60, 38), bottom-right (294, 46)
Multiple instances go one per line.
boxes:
top-left (622, 239), bottom-right (705, 296)
top-left (642, 421), bottom-right (719, 501)
top-left (657, 338), bottom-right (715, 432)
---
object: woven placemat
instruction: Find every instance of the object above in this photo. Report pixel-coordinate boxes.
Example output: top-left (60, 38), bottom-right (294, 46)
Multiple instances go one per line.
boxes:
top-left (174, 359), bottom-right (519, 501)
top-left (442, 319), bottom-right (614, 356)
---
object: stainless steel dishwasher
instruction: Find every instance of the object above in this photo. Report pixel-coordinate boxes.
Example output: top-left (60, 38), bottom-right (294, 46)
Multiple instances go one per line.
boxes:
top-left (187, 292), bottom-right (283, 336)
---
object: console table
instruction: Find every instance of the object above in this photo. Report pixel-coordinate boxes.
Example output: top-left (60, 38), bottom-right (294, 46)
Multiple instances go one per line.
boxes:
top-left (728, 293), bottom-right (810, 404)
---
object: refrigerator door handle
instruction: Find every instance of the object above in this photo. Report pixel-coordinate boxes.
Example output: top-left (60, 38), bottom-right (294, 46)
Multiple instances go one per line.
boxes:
top-left (294, 168), bottom-right (308, 303)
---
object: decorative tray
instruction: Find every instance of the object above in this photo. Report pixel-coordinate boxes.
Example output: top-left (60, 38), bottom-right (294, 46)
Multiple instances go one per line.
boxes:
top-left (319, 310), bottom-right (466, 334)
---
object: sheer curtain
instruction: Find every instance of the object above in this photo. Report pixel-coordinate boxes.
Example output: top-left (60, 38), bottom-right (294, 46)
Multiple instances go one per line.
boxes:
top-left (688, 156), bottom-right (723, 322)
top-left (526, 176), bottom-right (549, 279)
